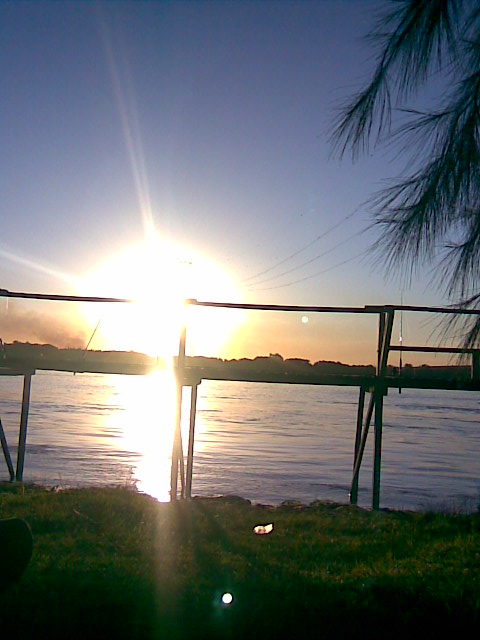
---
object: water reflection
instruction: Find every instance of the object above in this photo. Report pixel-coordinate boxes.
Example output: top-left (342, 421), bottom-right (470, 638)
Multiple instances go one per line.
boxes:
top-left (106, 370), bottom-right (178, 501)
top-left (4, 370), bottom-right (477, 511)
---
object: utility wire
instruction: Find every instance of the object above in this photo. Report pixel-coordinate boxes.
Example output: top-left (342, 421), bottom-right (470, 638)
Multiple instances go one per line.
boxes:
top-left (247, 249), bottom-right (367, 292)
top-left (245, 226), bottom-right (369, 288)
top-left (241, 208), bottom-right (358, 284)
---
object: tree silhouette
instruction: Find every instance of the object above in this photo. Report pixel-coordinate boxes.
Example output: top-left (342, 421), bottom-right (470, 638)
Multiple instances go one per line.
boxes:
top-left (331, 0), bottom-right (480, 346)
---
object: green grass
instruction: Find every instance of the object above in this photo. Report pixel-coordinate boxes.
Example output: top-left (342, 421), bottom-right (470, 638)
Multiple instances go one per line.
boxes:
top-left (1, 484), bottom-right (479, 639)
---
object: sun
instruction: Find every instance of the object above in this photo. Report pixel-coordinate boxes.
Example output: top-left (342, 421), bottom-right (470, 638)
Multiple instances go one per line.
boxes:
top-left (77, 237), bottom-right (243, 358)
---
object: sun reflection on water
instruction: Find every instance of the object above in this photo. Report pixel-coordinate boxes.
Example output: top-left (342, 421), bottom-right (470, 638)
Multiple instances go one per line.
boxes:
top-left (106, 369), bottom-right (179, 502)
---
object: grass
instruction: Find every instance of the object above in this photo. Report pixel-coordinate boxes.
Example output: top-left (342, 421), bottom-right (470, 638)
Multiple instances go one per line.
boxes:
top-left (0, 484), bottom-right (479, 639)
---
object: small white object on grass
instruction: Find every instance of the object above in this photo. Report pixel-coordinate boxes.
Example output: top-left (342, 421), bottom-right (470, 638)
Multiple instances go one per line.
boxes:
top-left (221, 593), bottom-right (233, 605)
top-left (253, 523), bottom-right (274, 535)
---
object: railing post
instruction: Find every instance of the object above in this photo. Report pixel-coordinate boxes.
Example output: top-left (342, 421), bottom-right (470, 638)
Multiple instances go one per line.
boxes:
top-left (16, 372), bottom-right (32, 481)
top-left (185, 382), bottom-right (199, 499)
top-left (171, 326), bottom-right (186, 501)
top-left (0, 417), bottom-right (15, 481)
top-left (378, 310), bottom-right (394, 375)
top-left (372, 386), bottom-right (384, 510)
top-left (377, 312), bottom-right (385, 371)
top-left (371, 309), bottom-right (394, 510)
top-left (350, 386), bottom-right (365, 505)
top-left (350, 389), bottom-right (375, 503)
top-left (471, 351), bottom-right (480, 385)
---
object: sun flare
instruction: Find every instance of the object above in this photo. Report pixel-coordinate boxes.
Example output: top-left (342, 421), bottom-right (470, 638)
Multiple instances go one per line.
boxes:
top-left (78, 236), bottom-right (243, 358)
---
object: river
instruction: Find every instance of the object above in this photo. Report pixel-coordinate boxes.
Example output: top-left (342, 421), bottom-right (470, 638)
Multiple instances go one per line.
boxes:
top-left (0, 370), bottom-right (479, 512)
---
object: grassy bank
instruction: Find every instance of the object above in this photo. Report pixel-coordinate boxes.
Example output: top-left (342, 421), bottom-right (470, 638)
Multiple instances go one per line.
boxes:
top-left (0, 485), bottom-right (479, 639)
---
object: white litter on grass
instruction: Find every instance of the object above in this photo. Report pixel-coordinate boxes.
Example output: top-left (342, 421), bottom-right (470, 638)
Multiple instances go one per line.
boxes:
top-left (253, 523), bottom-right (274, 535)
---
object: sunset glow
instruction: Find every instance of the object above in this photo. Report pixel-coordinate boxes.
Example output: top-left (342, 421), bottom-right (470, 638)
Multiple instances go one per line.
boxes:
top-left (78, 235), bottom-right (244, 358)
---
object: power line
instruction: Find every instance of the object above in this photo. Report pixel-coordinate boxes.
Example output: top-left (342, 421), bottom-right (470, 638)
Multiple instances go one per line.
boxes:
top-left (241, 208), bottom-right (358, 284)
top-left (246, 249), bottom-right (367, 292)
top-left (245, 226), bottom-right (369, 288)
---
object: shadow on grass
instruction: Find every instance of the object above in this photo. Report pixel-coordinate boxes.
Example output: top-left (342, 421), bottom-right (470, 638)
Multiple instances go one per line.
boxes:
top-left (0, 490), bottom-right (478, 638)
top-left (2, 559), bottom-right (474, 639)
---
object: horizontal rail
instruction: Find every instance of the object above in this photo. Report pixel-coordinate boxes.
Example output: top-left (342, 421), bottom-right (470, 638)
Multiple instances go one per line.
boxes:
top-left (185, 299), bottom-right (369, 313)
top-left (0, 367), bottom-right (36, 376)
top-left (0, 289), bottom-right (131, 304)
top-left (365, 304), bottom-right (480, 315)
top-left (2, 289), bottom-right (480, 316)
top-left (188, 300), bottom-right (480, 315)
top-left (179, 368), bottom-right (480, 391)
top-left (390, 345), bottom-right (479, 354)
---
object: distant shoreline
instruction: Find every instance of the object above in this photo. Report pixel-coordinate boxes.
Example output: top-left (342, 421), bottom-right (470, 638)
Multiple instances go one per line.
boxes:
top-left (0, 341), bottom-right (473, 383)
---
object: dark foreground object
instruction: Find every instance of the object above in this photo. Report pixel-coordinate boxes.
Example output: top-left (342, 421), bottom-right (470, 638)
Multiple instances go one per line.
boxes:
top-left (0, 518), bottom-right (33, 592)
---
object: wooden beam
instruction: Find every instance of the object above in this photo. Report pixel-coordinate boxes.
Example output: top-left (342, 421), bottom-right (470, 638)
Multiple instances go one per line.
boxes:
top-left (372, 389), bottom-right (384, 510)
top-left (378, 310), bottom-right (394, 375)
top-left (350, 391), bottom-right (375, 502)
top-left (190, 299), bottom-right (480, 316)
top-left (15, 373), bottom-right (32, 481)
top-left (377, 312), bottom-right (385, 373)
top-left (354, 387), bottom-right (365, 464)
top-left (370, 310), bottom-right (393, 510)
top-left (186, 300), bottom-right (371, 314)
top-left (390, 345), bottom-right (479, 354)
top-left (350, 387), bottom-right (365, 505)
top-left (0, 288), bottom-right (130, 304)
top-left (171, 326), bottom-right (187, 501)
top-left (170, 383), bottom-right (183, 500)
top-left (3, 289), bottom-right (480, 316)
top-left (185, 384), bottom-right (199, 499)
top-left (472, 352), bottom-right (480, 383)
top-left (365, 303), bottom-right (480, 315)
top-left (0, 417), bottom-right (15, 481)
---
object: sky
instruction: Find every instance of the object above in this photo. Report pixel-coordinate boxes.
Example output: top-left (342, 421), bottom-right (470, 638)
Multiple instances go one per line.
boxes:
top-left (0, 0), bottom-right (456, 364)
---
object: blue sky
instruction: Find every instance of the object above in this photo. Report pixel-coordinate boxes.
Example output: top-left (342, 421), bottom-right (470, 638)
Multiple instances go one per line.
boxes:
top-left (0, 1), bottom-right (451, 362)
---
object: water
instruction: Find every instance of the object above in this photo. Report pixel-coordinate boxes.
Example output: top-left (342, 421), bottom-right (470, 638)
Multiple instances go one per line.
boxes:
top-left (0, 370), bottom-right (479, 512)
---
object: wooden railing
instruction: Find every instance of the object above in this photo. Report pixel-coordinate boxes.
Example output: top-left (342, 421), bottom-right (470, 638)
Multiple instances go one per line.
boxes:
top-left (1, 290), bottom-right (480, 509)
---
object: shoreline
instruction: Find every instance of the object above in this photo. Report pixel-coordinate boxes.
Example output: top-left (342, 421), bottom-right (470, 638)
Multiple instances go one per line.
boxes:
top-left (2, 482), bottom-right (479, 516)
